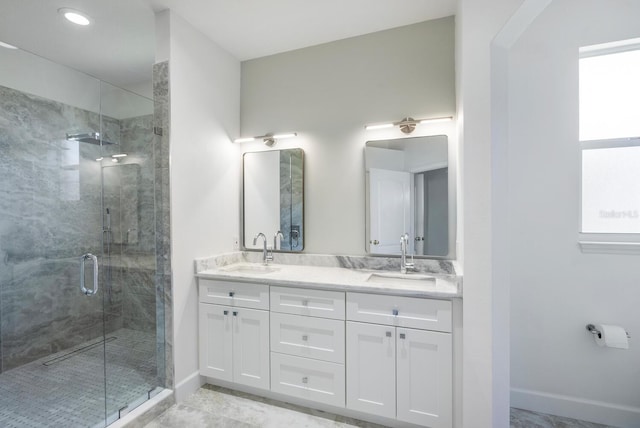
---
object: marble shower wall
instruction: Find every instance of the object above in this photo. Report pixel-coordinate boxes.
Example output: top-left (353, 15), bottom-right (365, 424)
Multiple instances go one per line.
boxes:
top-left (279, 149), bottom-right (304, 251)
top-left (153, 61), bottom-right (173, 388)
top-left (0, 84), bottom-right (158, 373)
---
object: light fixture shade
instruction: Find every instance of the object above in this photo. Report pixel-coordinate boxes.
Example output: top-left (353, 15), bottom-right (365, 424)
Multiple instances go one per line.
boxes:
top-left (365, 116), bottom-right (453, 132)
top-left (365, 123), bottom-right (394, 131)
top-left (234, 137), bottom-right (256, 143)
top-left (0, 41), bottom-right (18, 50)
top-left (272, 133), bottom-right (297, 139)
top-left (420, 117), bottom-right (453, 124)
top-left (234, 132), bottom-right (297, 145)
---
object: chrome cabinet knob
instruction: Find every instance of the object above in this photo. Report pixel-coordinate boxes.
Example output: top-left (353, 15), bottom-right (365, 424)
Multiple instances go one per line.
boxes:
top-left (223, 310), bottom-right (228, 315)
top-left (392, 309), bottom-right (399, 316)
top-left (302, 377), bottom-right (308, 384)
top-left (370, 240), bottom-right (380, 245)
top-left (229, 291), bottom-right (235, 297)
top-left (386, 331), bottom-right (392, 337)
top-left (302, 335), bottom-right (308, 341)
top-left (399, 333), bottom-right (406, 339)
top-left (232, 311), bottom-right (238, 316)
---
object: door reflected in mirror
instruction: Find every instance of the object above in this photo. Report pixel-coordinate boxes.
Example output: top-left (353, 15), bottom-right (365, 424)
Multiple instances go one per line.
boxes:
top-left (365, 135), bottom-right (454, 258)
top-left (243, 149), bottom-right (304, 252)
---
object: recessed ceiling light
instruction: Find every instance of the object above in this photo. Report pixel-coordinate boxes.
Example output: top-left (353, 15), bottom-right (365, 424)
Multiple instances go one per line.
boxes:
top-left (58, 8), bottom-right (92, 26)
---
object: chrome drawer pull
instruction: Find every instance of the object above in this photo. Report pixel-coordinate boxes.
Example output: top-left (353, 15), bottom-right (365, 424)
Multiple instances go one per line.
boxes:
top-left (302, 335), bottom-right (308, 341)
top-left (386, 331), bottom-right (392, 337)
top-left (399, 333), bottom-right (406, 339)
top-left (302, 377), bottom-right (308, 384)
top-left (392, 309), bottom-right (399, 316)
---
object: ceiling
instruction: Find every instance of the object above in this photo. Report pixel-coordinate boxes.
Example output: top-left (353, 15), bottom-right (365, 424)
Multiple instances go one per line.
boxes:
top-left (0, 0), bottom-right (456, 90)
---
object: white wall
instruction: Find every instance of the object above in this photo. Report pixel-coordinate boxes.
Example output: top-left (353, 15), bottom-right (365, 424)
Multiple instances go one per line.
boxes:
top-left (456, 0), bottom-right (524, 427)
top-left (240, 17), bottom-right (456, 256)
top-left (163, 10), bottom-right (241, 399)
top-left (507, 1), bottom-right (640, 426)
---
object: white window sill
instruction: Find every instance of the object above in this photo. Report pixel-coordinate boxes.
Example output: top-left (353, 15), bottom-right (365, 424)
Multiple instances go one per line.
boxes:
top-left (578, 240), bottom-right (640, 254)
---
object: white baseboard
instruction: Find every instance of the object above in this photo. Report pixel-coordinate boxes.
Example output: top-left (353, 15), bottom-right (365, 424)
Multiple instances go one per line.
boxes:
top-left (174, 371), bottom-right (205, 403)
top-left (511, 387), bottom-right (640, 428)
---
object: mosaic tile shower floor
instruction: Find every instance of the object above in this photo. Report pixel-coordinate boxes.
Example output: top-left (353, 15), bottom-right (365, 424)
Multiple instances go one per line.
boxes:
top-left (0, 328), bottom-right (157, 428)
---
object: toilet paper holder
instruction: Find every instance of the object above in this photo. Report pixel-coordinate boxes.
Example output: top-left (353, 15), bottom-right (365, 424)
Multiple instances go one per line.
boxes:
top-left (586, 324), bottom-right (631, 339)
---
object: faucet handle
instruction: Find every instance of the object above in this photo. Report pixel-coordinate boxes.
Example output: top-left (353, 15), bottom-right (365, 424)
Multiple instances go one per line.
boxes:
top-left (266, 246), bottom-right (274, 262)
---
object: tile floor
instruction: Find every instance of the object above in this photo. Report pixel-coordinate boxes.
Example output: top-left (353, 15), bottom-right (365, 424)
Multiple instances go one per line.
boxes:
top-left (0, 328), bottom-right (159, 428)
top-left (144, 385), bottom-right (615, 428)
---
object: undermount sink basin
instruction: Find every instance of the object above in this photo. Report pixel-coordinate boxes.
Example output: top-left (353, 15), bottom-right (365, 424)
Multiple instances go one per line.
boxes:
top-left (366, 272), bottom-right (436, 287)
top-left (219, 264), bottom-right (280, 275)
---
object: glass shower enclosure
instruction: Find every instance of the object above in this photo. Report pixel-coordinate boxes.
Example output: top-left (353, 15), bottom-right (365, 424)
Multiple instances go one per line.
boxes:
top-left (0, 45), bottom-right (165, 427)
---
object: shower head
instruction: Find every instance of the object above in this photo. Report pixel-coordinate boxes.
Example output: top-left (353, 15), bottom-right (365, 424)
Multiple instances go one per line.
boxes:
top-left (66, 132), bottom-right (116, 145)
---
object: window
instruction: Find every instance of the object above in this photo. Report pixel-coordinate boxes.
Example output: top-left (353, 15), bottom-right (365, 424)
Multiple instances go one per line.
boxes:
top-left (579, 39), bottom-right (640, 252)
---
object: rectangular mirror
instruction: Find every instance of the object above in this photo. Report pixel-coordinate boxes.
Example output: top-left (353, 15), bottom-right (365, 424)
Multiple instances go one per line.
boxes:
top-left (365, 135), bottom-right (455, 258)
top-left (243, 148), bottom-right (304, 251)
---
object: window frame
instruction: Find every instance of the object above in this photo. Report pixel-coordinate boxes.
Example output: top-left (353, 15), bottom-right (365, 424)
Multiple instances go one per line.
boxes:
top-left (578, 40), bottom-right (640, 254)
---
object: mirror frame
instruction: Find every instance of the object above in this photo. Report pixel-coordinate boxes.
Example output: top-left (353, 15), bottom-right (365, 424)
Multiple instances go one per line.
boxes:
top-left (364, 134), bottom-right (456, 260)
top-left (241, 148), bottom-right (305, 253)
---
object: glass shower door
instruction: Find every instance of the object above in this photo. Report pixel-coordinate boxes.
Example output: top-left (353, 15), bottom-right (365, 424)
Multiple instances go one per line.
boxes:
top-left (98, 81), bottom-right (162, 424)
top-left (0, 47), bottom-right (110, 427)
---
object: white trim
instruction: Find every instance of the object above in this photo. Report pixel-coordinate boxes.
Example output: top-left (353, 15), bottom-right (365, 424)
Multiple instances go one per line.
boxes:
top-left (511, 387), bottom-right (640, 428)
top-left (174, 371), bottom-right (205, 403)
top-left (579, 37), bottom-right (640, 58)
top-left (578, 240), bottom-right (640, 254)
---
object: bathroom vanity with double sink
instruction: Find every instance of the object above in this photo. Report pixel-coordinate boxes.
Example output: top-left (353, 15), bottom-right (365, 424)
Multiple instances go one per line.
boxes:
top-left (195, 252), bottom-right (462, 428)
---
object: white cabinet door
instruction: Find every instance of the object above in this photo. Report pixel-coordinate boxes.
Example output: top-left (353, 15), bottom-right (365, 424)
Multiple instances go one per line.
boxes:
top-left (199, 303), bottom-right (233, 382)
top-left (368, 168), bottom-right (411, 254)
top-left (346, 321), bottom-right (396, 419)
top-left (396, 327), bottom-right (452, 428)
top-left (232, 307), bottom-right (270, 390)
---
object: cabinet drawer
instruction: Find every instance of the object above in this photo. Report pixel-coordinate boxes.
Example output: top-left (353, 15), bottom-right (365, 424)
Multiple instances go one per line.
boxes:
top-left (270, 286), bottom-right (345, 320)
top-left (271, 352), bottom-right (345, 408)
top-left (199, 279), bottom-right (269, 310)
top-left (346, 293), bottom-right (451, 332)
top-left (270, 313), bottom-right (345, 364)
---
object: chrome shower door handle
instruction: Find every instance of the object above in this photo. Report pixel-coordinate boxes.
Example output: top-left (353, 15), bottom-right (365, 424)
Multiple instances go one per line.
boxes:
top-left (80, 253), bottom-right (99, 296)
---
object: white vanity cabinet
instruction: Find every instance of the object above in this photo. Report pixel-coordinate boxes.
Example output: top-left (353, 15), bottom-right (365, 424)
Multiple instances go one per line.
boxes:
top-left (197, 276), bottom-right (457, 428)
top-left (346, 292), bottom-right (453, 428)
top-left (269, 286), bottom-right (346, 407)
top-left (198, 279), bottom-right (270, 390)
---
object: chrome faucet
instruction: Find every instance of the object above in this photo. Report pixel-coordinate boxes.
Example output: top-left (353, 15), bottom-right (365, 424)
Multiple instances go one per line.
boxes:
top-left (253, 232), bottom-right (273, 265)
top-left (274, 230), bottom-right (284, 251)
top-left (400, 233), bottom-right (415, 274)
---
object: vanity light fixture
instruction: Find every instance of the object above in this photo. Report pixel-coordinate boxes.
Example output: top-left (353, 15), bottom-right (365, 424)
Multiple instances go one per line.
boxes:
top-left (234, 132), bottom-right (297, 147)
top-left (58, 8), bottom-right (93, 26)
top-left (365, 116), bottom-right (453, 134)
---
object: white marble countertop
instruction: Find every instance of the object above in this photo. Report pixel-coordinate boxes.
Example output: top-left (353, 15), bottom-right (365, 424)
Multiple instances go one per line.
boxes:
top-left (196, 261), bottom-right (461, 299)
